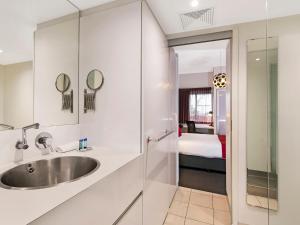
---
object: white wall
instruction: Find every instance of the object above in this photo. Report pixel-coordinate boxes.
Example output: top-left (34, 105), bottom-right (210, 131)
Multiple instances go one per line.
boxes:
top-left (2, 62), bottom-right (33, 129)
top-left (0, 65), bottom-right (4, 124)
top-left (268, 15), bottom-right (300, 225)
top-left (79, 1), bottom-right (141, 153)
top-left (142, 2), bottom-right (177, 225)
top-left (179, 72), bottom-right (213, 88)
top-left (35, 15), bottom-right (79, 127)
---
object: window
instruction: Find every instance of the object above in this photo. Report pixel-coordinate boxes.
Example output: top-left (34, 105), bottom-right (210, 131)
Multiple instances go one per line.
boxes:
top-left (189, 92), bottom-right (212, 123)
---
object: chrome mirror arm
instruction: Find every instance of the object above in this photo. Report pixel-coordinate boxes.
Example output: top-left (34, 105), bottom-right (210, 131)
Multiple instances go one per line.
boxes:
top-left (0, 124), bottom-right (14, 130)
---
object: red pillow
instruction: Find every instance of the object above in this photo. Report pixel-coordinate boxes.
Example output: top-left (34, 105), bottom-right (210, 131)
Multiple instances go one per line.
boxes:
top-left (178, 127), bottom-right (182, 137)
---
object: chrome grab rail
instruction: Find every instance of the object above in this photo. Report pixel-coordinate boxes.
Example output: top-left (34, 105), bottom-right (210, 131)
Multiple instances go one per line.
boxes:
top-left (145, 129), bottom-right (175, 186)
top-left (146, 130), bottom-right (175, 144)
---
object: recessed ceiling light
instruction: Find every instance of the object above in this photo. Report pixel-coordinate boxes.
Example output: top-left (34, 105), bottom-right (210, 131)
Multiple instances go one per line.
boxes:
top-left (190, 0), bottom-right (199, 8)
top-left (256, 58), bottom-right (261, 61)
top-left (0, 49), bottom-right (3, 53)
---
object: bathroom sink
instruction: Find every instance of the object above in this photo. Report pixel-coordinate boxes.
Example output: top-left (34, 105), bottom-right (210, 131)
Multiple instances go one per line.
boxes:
top-left (0, 156), bottom-right (100, 190)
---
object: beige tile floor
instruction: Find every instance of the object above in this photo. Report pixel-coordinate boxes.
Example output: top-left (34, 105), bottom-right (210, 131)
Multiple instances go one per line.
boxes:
top-left (164, 187), bottom-right (231, 225)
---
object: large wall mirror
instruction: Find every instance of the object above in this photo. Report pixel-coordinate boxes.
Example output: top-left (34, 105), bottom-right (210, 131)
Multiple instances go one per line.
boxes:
top-left (0, 0), bottom-right (79, 131)
top-left (246, 37), bottom-right (278, 211)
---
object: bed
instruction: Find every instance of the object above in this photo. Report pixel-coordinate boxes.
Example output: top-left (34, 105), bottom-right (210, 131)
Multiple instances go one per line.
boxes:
top-left (178, 133), bottom-right (226, 173)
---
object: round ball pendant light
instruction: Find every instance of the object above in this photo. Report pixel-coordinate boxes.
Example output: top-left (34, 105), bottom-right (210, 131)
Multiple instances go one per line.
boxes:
top-left (213, 73), bottom-right (227, 88)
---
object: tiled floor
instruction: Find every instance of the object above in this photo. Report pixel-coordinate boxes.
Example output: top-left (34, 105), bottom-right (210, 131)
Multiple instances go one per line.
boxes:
top-left (164, 186), bottom-right (231, 225)
top-left (247, 194), bottom-right (278, 211)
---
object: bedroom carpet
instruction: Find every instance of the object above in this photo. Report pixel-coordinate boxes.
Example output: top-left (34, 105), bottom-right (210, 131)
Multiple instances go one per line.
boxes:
top-left (179, 167), bottom-right (226, 195)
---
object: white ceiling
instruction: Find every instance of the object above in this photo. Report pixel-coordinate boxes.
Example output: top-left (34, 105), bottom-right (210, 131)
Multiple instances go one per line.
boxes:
top-left (174, 39), bottom-right (229, 74)
top-left (1, 0), bottom-right (300, 65)
top-left (66, 0), bottom-right (300, 35)
top-left (147, 0), bottom-right (300, 35)
top-left (70, 0), bottom-right (116, 10)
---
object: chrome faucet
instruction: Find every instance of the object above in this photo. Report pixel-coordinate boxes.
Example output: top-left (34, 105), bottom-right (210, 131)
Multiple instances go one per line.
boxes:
top-left (16, 123), bottom-right (40, 150)
top-left (0, 124), bottom-right (14, 130)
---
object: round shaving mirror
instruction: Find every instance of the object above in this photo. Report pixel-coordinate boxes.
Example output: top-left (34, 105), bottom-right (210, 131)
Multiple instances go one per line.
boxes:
top-left (86, 69), bottom-right (104, 91)
top-left (55, 73), bottom-right (71, 93)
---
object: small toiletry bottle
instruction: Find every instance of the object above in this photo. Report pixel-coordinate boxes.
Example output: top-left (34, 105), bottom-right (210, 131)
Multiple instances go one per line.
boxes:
top-left (79, 139), bottom-right (84, 151)
top-left (84, 138), bottom-right (88, 149)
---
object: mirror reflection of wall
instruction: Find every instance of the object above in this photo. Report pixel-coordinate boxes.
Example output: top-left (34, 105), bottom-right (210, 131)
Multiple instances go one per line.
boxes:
top-left (0, 0), bottom-right (79, 131)
top-left (246, 37), bottom-right (278, 211)
top-left (0, 62), bottom-right (33, 131)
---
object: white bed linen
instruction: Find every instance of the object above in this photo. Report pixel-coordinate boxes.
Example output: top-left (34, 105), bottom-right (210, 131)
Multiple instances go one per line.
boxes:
top-left (178, 133), bottom-right (222, 158)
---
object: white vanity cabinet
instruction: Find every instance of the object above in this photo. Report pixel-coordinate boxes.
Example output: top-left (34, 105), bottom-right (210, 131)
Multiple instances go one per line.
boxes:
top-left (116, 195), bottom-right (142, 225)
top-left (28, 155), bottom-right (143, 225)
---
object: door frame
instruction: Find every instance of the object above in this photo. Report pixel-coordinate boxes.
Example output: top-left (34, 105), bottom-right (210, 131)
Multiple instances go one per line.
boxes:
top-left (168, 31), bottom-right (236, 224)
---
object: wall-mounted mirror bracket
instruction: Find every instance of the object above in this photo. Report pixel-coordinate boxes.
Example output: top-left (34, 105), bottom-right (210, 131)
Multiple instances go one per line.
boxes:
top-left (62, 90), bottom-right (73, 113)
top-left (84, 89), bottom-right (96, 113)
top-left (55, 73), bottom-right (73, 113)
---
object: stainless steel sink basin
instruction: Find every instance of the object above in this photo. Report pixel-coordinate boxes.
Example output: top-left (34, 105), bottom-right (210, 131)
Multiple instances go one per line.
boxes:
top-left (0, 156), bottom-right (100, 190)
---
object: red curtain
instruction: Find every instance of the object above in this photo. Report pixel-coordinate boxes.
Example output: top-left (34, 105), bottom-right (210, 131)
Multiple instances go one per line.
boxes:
top-left (189, 87), bottom-right (212, 94)
top-left (179, 89), bottom-right (190, 123)
top-left (179, 87), bottom-right (212, 124)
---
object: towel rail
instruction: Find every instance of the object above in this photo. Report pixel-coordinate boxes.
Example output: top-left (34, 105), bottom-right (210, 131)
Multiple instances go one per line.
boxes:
top-left (146, 130), bottom-right (175, 144)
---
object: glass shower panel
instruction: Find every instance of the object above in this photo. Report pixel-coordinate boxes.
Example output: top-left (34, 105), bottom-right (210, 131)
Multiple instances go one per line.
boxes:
top-left (267, 0), bottom-right (300, 224)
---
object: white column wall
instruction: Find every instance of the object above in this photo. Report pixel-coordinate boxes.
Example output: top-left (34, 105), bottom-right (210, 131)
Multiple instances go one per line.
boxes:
top-left (238, 15), bottom-right (300, 225)
top-left (142, 2), bottom-right (177, 225)
top-left (0, 65), bottom-right (4, 124)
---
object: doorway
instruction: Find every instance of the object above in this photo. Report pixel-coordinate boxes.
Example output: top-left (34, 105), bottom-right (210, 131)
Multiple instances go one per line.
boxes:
top-left (170, 36), bottom-right (232, 205)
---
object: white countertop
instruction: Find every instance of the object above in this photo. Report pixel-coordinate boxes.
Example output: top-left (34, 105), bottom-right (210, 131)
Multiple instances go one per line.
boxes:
top-left (0, 148), bottom-right (141, 225)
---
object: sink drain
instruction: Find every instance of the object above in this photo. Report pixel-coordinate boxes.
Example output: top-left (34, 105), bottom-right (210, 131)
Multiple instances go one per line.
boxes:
top-left (27, 164), bottom-right (35, 173)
